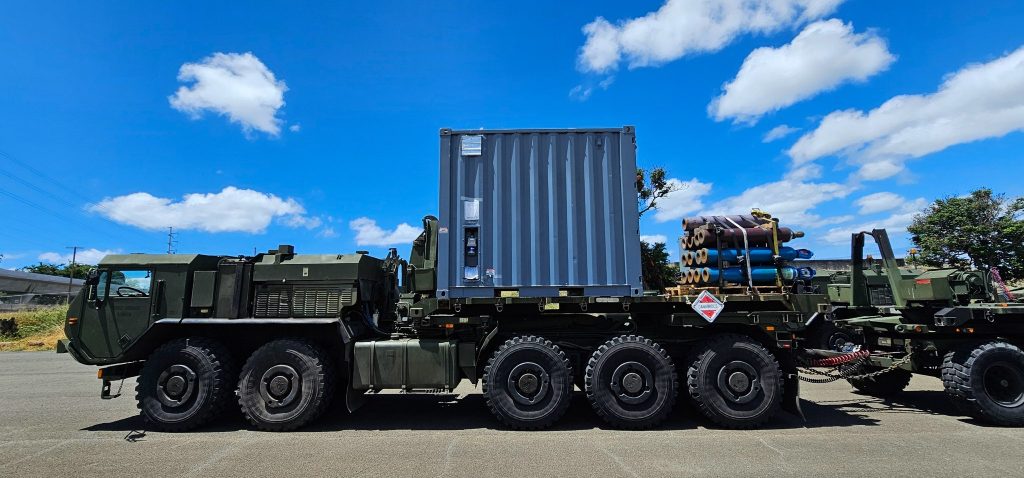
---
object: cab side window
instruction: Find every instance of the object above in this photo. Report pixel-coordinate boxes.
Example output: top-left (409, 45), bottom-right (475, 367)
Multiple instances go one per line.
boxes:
top-left (95, 270), bottom-right (110, 299)
top-left (110, 270), bottom-right (152, 298)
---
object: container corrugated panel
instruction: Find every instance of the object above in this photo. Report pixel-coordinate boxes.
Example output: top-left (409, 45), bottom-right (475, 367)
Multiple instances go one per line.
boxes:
top-left (437, 127), bottom-right (642, 299)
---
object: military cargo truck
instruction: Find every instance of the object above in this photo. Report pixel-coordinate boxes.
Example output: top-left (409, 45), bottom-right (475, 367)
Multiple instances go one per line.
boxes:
top-left (59, 127), bottom-right (819, 432)
top-left (805, 229), bottom-right (1024, 426)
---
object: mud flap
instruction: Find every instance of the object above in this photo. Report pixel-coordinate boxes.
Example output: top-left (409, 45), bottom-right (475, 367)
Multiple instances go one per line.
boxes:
top-left (782, 372), bottom-right (804, 421)
top-left (344, 380), bottom-right (367, 413)
top-left (776, 349), bottom-right (805, 421)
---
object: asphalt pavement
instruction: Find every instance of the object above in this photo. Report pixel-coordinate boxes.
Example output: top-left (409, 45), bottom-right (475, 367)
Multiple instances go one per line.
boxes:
top-left (2, 351), bottom-right (1023, 477)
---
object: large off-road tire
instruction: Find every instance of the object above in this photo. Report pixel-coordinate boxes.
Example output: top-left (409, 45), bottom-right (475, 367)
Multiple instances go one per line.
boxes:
top-left (238, 339), bottom-right (334, 432)
top-left (941, 341), bottom-right (1024, 426)
top-left (844, 366), bottom-right (912, 397)
top-left (585, 335), bottom-right (677, 429)
top-left (687, 334), bottom-right (783, 429)
top-left (136, 338), bottom-right (235, 432)
top-left (482, 336), bottom-right (573, 430)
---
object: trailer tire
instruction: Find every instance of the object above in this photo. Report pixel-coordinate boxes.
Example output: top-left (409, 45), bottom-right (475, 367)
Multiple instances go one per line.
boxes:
top-left (238, 339), bottom-right (334, 432)
top-left (585, 335), bottom-right (677, 429)
top-left (941, 341), bottom-right (1024, 426)
top-left (844, 366), bottom-right (912, 397)
top-left (687, 334), bottom-right (782, 429)
top-left (136, 338), bottom-right (235, 432)
top-left (482, 336), bottom-right (573, 430)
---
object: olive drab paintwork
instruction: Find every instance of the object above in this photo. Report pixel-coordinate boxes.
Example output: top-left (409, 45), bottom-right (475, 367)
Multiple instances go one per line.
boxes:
top-left (63, 249), bottom-right (388, 366)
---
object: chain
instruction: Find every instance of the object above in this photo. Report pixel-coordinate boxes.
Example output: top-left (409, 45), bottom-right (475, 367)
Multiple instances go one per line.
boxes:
top-left (797, 353), bottom-right (913, 383)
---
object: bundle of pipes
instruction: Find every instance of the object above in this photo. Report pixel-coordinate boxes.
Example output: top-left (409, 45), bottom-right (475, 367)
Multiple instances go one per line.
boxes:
top-left (683, 226), bottom-right (804, 249)
top-left (677, 213), bottom-right (815, 287)
top-left (692, 246), bottom-right (813, 266)
top-left (679, 266), bottom-right (816, 285)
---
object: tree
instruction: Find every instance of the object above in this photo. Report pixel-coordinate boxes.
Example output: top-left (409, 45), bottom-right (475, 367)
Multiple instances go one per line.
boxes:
top-left (636, 167), bottom-right (681, 292)
top-left (640, 241), bottom-right (679, 292)
top-left (907, 188), bottom-right (1024, 280)
top-left (20, 262), bottom-right (96, 279)
top-left (636, 167), bottom-right (679, 218)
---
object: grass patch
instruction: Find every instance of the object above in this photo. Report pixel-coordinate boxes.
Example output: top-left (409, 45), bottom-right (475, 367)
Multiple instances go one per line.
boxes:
top-left (0, 305), bottom-right (68, 352)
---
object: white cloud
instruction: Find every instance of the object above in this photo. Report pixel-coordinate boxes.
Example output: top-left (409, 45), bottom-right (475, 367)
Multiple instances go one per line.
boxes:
top-left (790, 45), bottom-right (1024, 179)
top-left (823, 197), bottom-right (927, 243)
top-left (710, 19), bottom-right (894, 123)
top-left (169, 52), bottom-right (288, 136)
top-left (569, 84), bottom-right (594, 101)
top-left (39, 248), bottom-right (121, 265)
top-left (281, 215), bottom-right (322, 230)
top-left (652, 178), bottom-right (714, 222)
top-left (640, 234), bottom-right (669, 244)
top-left (317, 227), bottom-right (338, 239)
top-left (569, 76), bottom-right (616, 101)
top-left (349, 218), bottom-right (421, 246)
top-left (763, 125), bottom-right (800, 142)
top-left (89, 187), bottom-right (313, 233)
top-left (855, 191), bottom-right (904, 215)
top-left (577, 0), bottom-right (844, 73)
top-left (288, 124), bottom-right (301, 132)
top-left (703, 173), bottom-right (852, 227)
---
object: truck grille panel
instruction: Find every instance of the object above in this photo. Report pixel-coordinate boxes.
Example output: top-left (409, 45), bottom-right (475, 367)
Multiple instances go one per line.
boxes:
top-left (254, 290), bottom-right (290, 317)
top-left (254, 288), bottom-right (341, 318)
top-left (293, 288), bottom-right (341, 317)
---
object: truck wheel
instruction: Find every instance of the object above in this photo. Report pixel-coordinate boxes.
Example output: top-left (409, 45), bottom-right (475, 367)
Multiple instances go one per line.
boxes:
top-left (482, 336), bottom-right (573, 430)
top-left (237, 339), bottom-right (334, 432)
top-left (585, 335), bottom-right (677, 429)
top-left (844, 366), bottom-right (912, 397)
top-left (941, 341), bottom-right (1024, 426)
top-left (686, 334), bottom-right (782, 429)
top-left (136, 338), bottom-right (235, 432)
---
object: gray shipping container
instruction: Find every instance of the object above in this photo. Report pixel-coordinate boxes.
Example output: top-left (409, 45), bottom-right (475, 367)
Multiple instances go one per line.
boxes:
top-left (437, 127), bottom-right (643, 299)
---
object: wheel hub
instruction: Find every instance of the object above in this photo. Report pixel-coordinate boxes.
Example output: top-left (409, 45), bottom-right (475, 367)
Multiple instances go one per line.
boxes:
top-left (259, 364), bottom-right (301, 408)
top-left (610, 361), bottom-right (654, 404)
top-left (983, 362), bottom-right (1024, 407)
top-left (507, 362), bottom-right (550, 406)
top-left (518, 373), bottom-right (540, 395)
top-left (727, 371), bottom-right (750, 393)
top-left (622, 372), bottom-right (643, 394)
top-left (156, 364), bottom-right (196, 407)
top-left (716, 360), bottom-right (760, 405)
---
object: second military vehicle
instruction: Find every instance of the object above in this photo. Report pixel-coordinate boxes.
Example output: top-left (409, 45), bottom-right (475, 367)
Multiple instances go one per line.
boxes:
top-left (807, 229), bottom-right (1024, 426)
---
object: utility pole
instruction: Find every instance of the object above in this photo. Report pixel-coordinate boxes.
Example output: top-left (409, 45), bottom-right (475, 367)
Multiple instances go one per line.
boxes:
top-left (167, 227), bottom-right (177, 254)
top-left (66, 246), bottom-right (81, 303)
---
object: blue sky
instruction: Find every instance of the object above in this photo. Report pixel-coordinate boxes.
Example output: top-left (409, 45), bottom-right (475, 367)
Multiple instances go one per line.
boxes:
top-left (2, 0), bottom-right (1024, 268)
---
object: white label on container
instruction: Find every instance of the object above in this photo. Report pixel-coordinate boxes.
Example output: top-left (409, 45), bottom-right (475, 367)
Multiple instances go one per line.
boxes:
top-left (464, 199), bottom-right (480, 222)
top-left (461, 135), bottom-right (483, 156)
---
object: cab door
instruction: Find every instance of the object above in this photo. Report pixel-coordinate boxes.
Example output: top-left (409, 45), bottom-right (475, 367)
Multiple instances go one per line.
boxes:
top-left (88, 269), bottom-right (154, 359)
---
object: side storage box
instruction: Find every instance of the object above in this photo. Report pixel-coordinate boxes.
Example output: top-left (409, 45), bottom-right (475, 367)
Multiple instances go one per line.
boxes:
top-left (351, 339), bottom-right (460, 390)
top-left (437, 127), bottom-right (643, 299)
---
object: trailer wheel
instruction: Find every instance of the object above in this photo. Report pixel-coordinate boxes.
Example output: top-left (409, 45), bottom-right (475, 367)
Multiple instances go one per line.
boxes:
top-left (237, 339), bottom-right (334, 432)
top-left (686, 334), bottom-right (782, 429)
top-left (482, 336), bottom-right (573, 430)
top-left (941, 341), bottom-right (1024, 426)
top-left (843, 366), bottom-right (912, 397)
top-left (136, 338), bottom-right (235, 432)
top-left (585, 335), bottom-right (677, 429)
